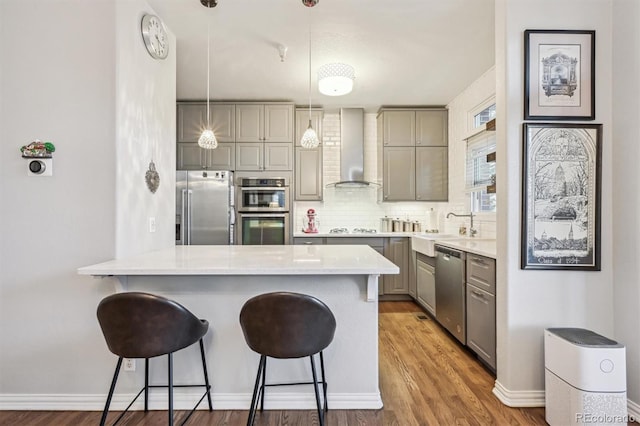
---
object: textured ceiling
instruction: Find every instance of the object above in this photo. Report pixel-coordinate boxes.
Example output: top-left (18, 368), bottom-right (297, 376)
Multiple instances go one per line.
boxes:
top-left (148, 0), bottom-right (495, 112)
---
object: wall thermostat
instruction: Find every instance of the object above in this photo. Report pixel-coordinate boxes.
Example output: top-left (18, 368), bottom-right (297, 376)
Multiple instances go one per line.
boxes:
top-left (27, 158), bottom-right (53, 176)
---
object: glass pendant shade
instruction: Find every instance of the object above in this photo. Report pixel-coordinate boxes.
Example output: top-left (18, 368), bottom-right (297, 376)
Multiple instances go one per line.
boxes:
top-left (198, 129), bottom-right (218, 149)
top-left (318, 63), bottom-right (355, 96)
top-left (300, 121), bottom-right (319, 148)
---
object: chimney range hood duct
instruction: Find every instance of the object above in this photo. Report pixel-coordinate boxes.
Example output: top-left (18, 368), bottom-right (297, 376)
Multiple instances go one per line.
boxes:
top-left (328, 108), bottom-right (378, 188)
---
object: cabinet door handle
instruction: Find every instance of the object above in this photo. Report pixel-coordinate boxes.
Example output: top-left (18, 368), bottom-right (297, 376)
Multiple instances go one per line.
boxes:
top-left (417, 195), bottom-right (421, 200)
top-left (470, 290), bottom-right (488, 304)
top-left (304, 242), bottom-right (313, 245)
top-left (416, 140), bottom-right (421, 145)
top-left (384, 141), bottom-right (389, 145)
top-left (384, 195), bottom-right (389, 199)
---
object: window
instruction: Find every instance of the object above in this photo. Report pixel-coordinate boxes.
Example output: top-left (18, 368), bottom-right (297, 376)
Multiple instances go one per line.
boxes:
top-left (466, 126), bottom-right (496, 213)
top-left (473, 103), bottom-right (496, 128)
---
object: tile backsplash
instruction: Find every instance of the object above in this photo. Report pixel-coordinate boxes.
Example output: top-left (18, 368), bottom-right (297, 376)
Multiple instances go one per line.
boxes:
top-left (293, 111), bottom-right (496, 238)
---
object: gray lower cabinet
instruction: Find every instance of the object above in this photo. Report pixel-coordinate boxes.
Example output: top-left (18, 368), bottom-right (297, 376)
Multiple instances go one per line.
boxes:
top-left (416, 253), bottom-right (436, 316)
top-left (465, 254), bottom-right (496, 370)
top-left (383, 238), bottom-right (409, 294)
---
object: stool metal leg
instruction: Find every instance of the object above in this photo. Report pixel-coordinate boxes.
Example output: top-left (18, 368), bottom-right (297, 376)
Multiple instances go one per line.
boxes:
top-left (309, 354), bottom-right (324, 426)
top-left (144, 358), bottom-right (150, 412)
top-left (168, 352), bottom-right (174, 426)
top-left (259, 357), bottom-right (267, 412)
top-left (198, 339), bottom-right (213, 411)
top-left (320, 351), bottom-right (328, 411)
top-left (247, 355), bottom-right (266, 426)
top-left (100, 357), bottom-right (123, 426)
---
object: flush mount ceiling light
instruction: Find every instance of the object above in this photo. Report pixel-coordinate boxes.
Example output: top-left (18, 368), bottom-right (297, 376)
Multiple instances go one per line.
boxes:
top-left (318, 63), bottom-right (355, 96)
top-left (198, 1), bottom-right (218, 149)
top-left (300, 0), bottom-right (320, 148)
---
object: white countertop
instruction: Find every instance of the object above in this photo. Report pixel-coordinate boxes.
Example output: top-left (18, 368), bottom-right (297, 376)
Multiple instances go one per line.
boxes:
top-left (77, 245), bottom-right (400, 276)
top-left (433, 239), bottom-right (497, 259)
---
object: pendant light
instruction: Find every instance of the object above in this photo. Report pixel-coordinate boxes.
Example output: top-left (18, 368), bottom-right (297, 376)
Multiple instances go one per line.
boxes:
top-left (300, 0), bottom-right (320, 149)
top-left (198, 6), bottom-right (218, 149)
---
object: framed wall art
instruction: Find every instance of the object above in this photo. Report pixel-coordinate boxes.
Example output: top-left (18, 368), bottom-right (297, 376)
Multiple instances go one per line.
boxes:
top-left (524, 30), bottom-right (595, 120)
top-left (521, 123), bottom-right (601, 270)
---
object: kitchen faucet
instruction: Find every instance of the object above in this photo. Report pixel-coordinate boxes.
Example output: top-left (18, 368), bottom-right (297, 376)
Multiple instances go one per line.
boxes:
top-left (446, 212), bottom-right (477, 237)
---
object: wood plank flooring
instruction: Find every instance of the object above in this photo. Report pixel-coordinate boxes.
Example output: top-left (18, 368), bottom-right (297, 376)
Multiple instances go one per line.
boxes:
top-left (0, 301), bottom-right (546, 425)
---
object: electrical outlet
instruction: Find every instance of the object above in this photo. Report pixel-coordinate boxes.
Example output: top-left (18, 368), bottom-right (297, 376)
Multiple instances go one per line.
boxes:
top-left (149, 217), bottom-right (156, 233)
top-left (124, 358), bottom-right (135, 372)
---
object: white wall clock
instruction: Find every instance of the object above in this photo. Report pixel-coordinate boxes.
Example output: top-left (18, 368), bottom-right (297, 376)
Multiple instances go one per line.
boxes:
top-left (141, 14), bottom-right (169, 60)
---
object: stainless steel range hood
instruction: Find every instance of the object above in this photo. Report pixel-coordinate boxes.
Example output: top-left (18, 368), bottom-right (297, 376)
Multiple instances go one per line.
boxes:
top-left (327, 108), bottom-right (377, 187)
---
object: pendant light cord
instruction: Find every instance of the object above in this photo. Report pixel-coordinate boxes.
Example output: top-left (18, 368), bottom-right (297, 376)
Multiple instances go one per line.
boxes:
top-left (308, 9), bottom-right (312, 123)
top-left (206, 21), bottom-right (211, 128)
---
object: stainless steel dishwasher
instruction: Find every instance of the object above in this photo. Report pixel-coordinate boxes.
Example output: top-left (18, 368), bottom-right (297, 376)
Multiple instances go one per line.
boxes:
top-left (435, 245), bottom-right (466, 344)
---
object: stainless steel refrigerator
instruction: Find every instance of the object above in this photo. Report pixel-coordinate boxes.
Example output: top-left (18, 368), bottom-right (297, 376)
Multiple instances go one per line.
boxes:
top-left (176, 170), bottom-right (234, 245)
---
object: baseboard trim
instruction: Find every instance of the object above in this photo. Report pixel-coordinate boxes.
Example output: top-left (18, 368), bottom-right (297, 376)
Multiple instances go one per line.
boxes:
top-left (493, 380), bottom-right (639, 423)
top-left (0, 391), bottom-right (383, 411)
top-left (492, 381), bottom-right (545, 407)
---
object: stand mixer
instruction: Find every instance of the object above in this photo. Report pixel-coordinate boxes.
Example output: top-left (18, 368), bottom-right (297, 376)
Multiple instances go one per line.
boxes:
top-left (302, 208), bottom-right (319, 233)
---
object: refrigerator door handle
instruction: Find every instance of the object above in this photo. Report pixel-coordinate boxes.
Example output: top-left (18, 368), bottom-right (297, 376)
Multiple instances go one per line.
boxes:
top-left (186, 189), bottom-right (193, 245)
top-left (181, 189), bottom-right (188, 245)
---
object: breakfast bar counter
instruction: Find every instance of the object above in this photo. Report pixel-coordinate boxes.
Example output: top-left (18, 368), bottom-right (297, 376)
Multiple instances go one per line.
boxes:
top-left (79, 245), bottom-right (398, 411)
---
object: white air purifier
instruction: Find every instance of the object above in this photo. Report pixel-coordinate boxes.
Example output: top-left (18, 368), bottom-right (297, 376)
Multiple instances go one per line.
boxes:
top-left (545, 328), bottom-right (627, 426)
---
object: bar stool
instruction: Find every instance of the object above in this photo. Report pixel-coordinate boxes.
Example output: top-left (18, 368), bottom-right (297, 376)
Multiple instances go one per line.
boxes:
top-left (239, 292), bottom-right (336, 426)
top-left (96, 292), bottom-right (213, 426)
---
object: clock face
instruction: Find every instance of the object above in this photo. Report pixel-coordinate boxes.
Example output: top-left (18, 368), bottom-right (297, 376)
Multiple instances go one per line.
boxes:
top-left (141, 14), bottom-right (168, 60)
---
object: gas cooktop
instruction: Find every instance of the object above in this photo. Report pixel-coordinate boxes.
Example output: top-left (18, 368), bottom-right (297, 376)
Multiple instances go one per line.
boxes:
top-left (329, 228), bottom-right (378, 234)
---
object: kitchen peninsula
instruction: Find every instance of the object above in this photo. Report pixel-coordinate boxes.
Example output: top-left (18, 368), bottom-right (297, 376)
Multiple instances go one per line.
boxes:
top-left (78, 245), bottom-right (398, 410)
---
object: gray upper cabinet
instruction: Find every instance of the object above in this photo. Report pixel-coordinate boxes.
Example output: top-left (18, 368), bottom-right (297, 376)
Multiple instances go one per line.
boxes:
top-left (415, 110), bottom-right (447, 146)
top-left (236, 142), bottom-right (292, 171)
top-left (294, 108), bottom-right (323, 201)
top-left (295, 147), bottom-right (322, 200)
top-left (177, 103), bottom-right (235, 143)
top-left (416, 147), bottom-right (448, 201)
top-left (382, 110), bottom-right (415, 146)
top-left (264, 143), bottom-right (293, 171)
top-left (378, 108), bottom-right (448, 201)
top-left (383, 147), bottom-right (415, 201)
top-left (236, 104), bottom-right (294, 143)
top-left (177, 142), bottom-right (235, 170)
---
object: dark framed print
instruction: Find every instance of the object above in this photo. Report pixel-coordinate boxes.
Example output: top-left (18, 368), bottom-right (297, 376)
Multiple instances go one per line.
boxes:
top-left (521, 123), bottom-right (602, 270)
top-left (524, 30), bottom-right (595, 120)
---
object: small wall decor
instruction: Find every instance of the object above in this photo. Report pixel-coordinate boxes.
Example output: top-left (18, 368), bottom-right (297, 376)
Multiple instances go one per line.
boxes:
top-left (145, 161), bottom-right (160, 194)
top-left (521, 123), bottom-right (602, 270)
top-left (20, 140), bottom-right (56, 158)
top-left (524, 30), bottom-right (595, 120)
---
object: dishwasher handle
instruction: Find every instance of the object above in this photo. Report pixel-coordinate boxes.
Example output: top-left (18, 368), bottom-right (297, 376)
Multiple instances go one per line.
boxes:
top-left (435, 245), bottom-right (464, 259)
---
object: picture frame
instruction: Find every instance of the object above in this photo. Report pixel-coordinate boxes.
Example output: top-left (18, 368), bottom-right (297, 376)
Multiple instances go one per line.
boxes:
top-left (524, 30), bottom-right (595, 121)
top-left (521, 123), bottom-right (602, 270)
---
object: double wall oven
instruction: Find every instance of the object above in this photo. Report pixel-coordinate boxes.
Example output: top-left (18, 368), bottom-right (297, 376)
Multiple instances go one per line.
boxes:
top-left (237, 177), bottom-right (290, 245)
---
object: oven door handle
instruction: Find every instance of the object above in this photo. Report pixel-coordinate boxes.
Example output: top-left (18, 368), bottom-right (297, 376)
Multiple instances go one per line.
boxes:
top-left (239, 187), bottom-right (288, 191)
top-left (238, 213), bottom-right (288, 218)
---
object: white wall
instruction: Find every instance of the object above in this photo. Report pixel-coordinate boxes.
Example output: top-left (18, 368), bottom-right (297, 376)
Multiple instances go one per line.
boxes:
top-left (115, 0), bottom-right (176, 257)
top-left (0, 0), bottom-right (175, 402)
top-left (494, 0), bottom-right (615, 406)
top-left (612, 0), bottom-right (640, 411)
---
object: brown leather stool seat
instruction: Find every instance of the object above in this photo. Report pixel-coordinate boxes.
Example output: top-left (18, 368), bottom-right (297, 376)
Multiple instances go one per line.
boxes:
top-left (239, 292), bottom-right (336, 426)
top-left (97, 292), bottom-right (213, 426)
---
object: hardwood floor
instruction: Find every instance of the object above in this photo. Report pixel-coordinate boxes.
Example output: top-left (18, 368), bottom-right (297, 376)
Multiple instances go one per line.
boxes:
top-left (0, 301), bottom-right (546, 425)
